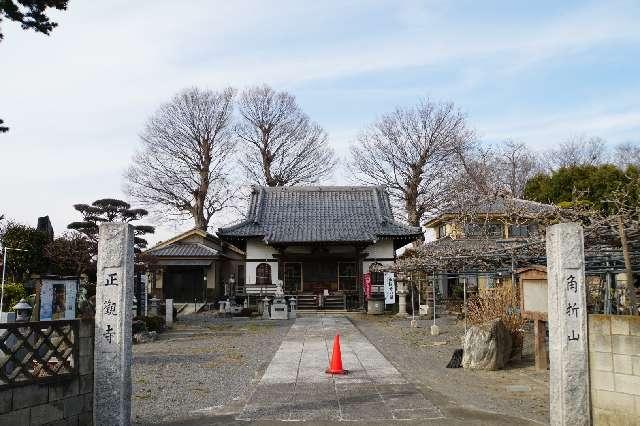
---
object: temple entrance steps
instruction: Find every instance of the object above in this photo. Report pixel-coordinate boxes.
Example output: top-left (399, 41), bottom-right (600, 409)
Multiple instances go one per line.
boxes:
top-left (324, 294), bottom-right (346, 310)
top-left (296, 293), bottom-right (347, 310)
top-left (296, 294), bottom-right (318, 310)
top-left (175, 302), bottom-right (206, 316)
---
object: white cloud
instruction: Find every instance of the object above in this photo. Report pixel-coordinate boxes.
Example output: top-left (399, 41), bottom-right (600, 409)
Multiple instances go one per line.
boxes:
top-left (1, 0), bottom-right (639, 244)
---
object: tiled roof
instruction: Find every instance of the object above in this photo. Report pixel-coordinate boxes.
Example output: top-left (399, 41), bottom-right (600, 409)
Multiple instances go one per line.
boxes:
top-left (218, 186), bottom-right (422, 244)
top-left (148, 243), bottom-right (220, 257)
top-left (443, 197), bottom-right (555, 216)
top-left (424, 197), bottom-right (555, 227)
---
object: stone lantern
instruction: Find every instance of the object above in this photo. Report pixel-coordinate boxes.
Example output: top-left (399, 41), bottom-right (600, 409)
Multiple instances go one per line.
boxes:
top-left (396, 272), bottom-right (410, 317)
top-left (13, 299), bottom-right (32, 322)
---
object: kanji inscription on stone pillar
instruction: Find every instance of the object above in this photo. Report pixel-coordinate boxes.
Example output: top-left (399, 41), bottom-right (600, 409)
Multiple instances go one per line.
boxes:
top-left (94, 223), bottom-right (134, 426)
top-left (546, 223), bottom-right (590, 426)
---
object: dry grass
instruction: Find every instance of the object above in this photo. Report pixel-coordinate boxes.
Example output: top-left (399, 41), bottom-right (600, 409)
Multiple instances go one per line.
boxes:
top-left (467, 284), bottom-right (526, 353)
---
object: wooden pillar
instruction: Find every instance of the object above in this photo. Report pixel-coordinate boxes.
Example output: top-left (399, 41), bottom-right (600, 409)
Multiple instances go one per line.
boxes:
top-left (534, 319), bottom-right (548, 371)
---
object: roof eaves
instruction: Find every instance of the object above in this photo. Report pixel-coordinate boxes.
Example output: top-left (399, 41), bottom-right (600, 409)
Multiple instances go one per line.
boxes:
top-left (145, 228), bottom-right (208, 252)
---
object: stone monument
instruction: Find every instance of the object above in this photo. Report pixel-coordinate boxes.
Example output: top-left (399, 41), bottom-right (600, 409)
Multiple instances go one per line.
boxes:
top-left (270, 280), bottom-right (288, 320)
top-left (165, 299), bottom-right (173, 328)
top-left (94, 223), bottom-right (134, 426)
top-left (395, 276), bottom-right (409, 317)
top-left (546, 223), bottom-right (590, 425)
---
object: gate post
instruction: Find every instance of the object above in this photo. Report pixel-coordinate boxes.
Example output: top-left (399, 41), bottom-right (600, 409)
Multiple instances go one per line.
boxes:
top-left (546, 223), bottom-right (590, 425)
top-left (94, 223), bottom-right (134, 426)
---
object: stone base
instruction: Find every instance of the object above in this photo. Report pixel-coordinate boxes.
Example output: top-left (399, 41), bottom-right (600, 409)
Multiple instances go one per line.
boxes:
top-left (270, 302), bottom-right (288, 320)
top-left (430, 325), bottom-right (440, 336)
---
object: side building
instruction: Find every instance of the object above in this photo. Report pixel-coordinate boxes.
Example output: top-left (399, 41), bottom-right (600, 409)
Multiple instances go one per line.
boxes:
top-left (422, 197), bottom-right (554, 298)
top-left (145, 228), bottom-right (245, 303)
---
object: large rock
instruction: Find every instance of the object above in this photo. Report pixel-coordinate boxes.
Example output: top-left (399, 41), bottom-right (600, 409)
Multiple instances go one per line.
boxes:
top-left (133, 331), bottom-right (157, 344)
top-left (462, 319), bottom-right (512, 370)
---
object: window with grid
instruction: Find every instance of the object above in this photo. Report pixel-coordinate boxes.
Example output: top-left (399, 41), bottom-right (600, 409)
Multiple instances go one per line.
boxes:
top-left (509, 224), bottom-right (535, 238)
top-left (438, 224), bottom-right (447, 238)
top-left (256, 263), bottom-right (272, 286)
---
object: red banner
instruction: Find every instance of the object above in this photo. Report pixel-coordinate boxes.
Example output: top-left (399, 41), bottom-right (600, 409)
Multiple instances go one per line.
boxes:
top-left (363, 272), bottom-right (372, 300)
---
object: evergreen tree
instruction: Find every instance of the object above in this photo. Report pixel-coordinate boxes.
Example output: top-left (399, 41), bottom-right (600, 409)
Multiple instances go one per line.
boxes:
top-left (68, 198), bottom-right (155, 253)
top-left (0, 0), bottom-right (68, 41)
top-left (524, 164), bottom-right (640, 214)
top-left (0, 223), bottom-right (48, 281)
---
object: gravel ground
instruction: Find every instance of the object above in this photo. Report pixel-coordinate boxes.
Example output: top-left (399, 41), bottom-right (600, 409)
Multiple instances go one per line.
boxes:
top-left (132, 313), bottom-right (293, 424)
top-left (351, 314), bottom-right (550, 424)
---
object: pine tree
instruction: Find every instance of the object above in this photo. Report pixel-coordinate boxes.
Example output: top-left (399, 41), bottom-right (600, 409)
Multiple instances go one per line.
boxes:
top-left (68, 198), bottom-right (154, 253)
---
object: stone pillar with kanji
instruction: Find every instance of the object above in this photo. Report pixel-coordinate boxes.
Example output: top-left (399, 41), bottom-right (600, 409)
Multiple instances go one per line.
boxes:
top-left (94, 223), bottom-right (134, 426)
top-left (546, 223), bottom-right (590, 425)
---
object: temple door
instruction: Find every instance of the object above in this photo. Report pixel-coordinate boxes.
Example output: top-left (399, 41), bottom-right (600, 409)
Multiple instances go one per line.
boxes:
top-left (283, 262), bottom-right (302, 293)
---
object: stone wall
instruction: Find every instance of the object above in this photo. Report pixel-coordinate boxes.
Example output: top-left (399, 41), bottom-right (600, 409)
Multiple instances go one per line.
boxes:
top-left (588, 314), bottom-right (640, 425)
top-left (0, 319), bottom-right (94, 426)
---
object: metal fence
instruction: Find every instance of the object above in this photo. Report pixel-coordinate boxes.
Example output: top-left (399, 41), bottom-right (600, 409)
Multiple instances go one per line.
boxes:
top-left (0, 320), bottom-right (79, 388)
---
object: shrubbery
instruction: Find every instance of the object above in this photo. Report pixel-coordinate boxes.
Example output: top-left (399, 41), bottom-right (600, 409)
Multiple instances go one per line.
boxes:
top-left (1, 282), bottom-right (27, 311)
top-left (467, 284), bottom-right (525, 358)
top-left (134, 315), bottom-right (166, 332)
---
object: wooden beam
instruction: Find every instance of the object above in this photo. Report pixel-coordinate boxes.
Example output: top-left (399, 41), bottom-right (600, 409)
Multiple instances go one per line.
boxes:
top-left (534, 319), bottom-right (548, 371)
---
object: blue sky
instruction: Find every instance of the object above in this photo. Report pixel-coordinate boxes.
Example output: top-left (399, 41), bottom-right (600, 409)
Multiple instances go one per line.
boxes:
top-left (2, 0), bottom-right (640, 243)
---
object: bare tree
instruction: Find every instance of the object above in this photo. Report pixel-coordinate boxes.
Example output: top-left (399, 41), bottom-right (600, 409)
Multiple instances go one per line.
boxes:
top-left (235, 85), bottom-right (336, 186)
top-left (348, 99), bottom-right (474, 227)
top-left (495, 140), bottom-right (541, 197)
top-left (613, 142), bottom-right (640, 169)
top-left (456, 140), bottom-right (541, 199)
top-left (125, 87), bottom-right (237, 230)
top-left (543, 135), bottom-right (608, 171)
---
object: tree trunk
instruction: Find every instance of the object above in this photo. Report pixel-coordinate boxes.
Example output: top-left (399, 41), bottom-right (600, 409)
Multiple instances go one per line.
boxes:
top-left (617, 215), bottom-right (637, 315)
top-left (404, 169), bottom-right (422, 228)
top-left (261, 149), bottom-right (277, 187)
top-left (193, 141), bottom-right (212, 230)
top-left (405, 197), bottom-right (420, 228)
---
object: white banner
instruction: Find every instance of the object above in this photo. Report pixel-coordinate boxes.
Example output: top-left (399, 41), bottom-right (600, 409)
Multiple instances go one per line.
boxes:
top-left (383, 272), bottom-right (396, 304)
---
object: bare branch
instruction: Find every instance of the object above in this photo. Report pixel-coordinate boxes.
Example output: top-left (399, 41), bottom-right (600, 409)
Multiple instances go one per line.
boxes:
top-left (236, 84), bottom-right (337, 186)
top-left (348, 99), bottom-right (474, 227)
top-left (125, 87), bottom-right (238, 230)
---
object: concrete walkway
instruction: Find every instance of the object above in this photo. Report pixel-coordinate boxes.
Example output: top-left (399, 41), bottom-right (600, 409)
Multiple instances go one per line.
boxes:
top-left (237, 316), bottom-right (443, 422)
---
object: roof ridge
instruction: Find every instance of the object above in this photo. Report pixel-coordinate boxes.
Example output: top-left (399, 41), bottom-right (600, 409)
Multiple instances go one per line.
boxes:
top-left (254, 187), bottom-right (265, 223)
top-left (371, 187), bottom-right (384, 224)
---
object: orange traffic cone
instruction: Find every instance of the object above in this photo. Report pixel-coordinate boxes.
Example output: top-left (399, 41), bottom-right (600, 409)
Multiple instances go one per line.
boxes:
top-left (326, 333), bottom-right (348, 375)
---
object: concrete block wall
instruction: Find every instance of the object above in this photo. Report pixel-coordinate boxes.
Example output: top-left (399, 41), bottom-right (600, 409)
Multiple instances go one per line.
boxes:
top-left (588, 314), bottom-right (640, 425)
top-left (0, 319), bottom-right (94, 426)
